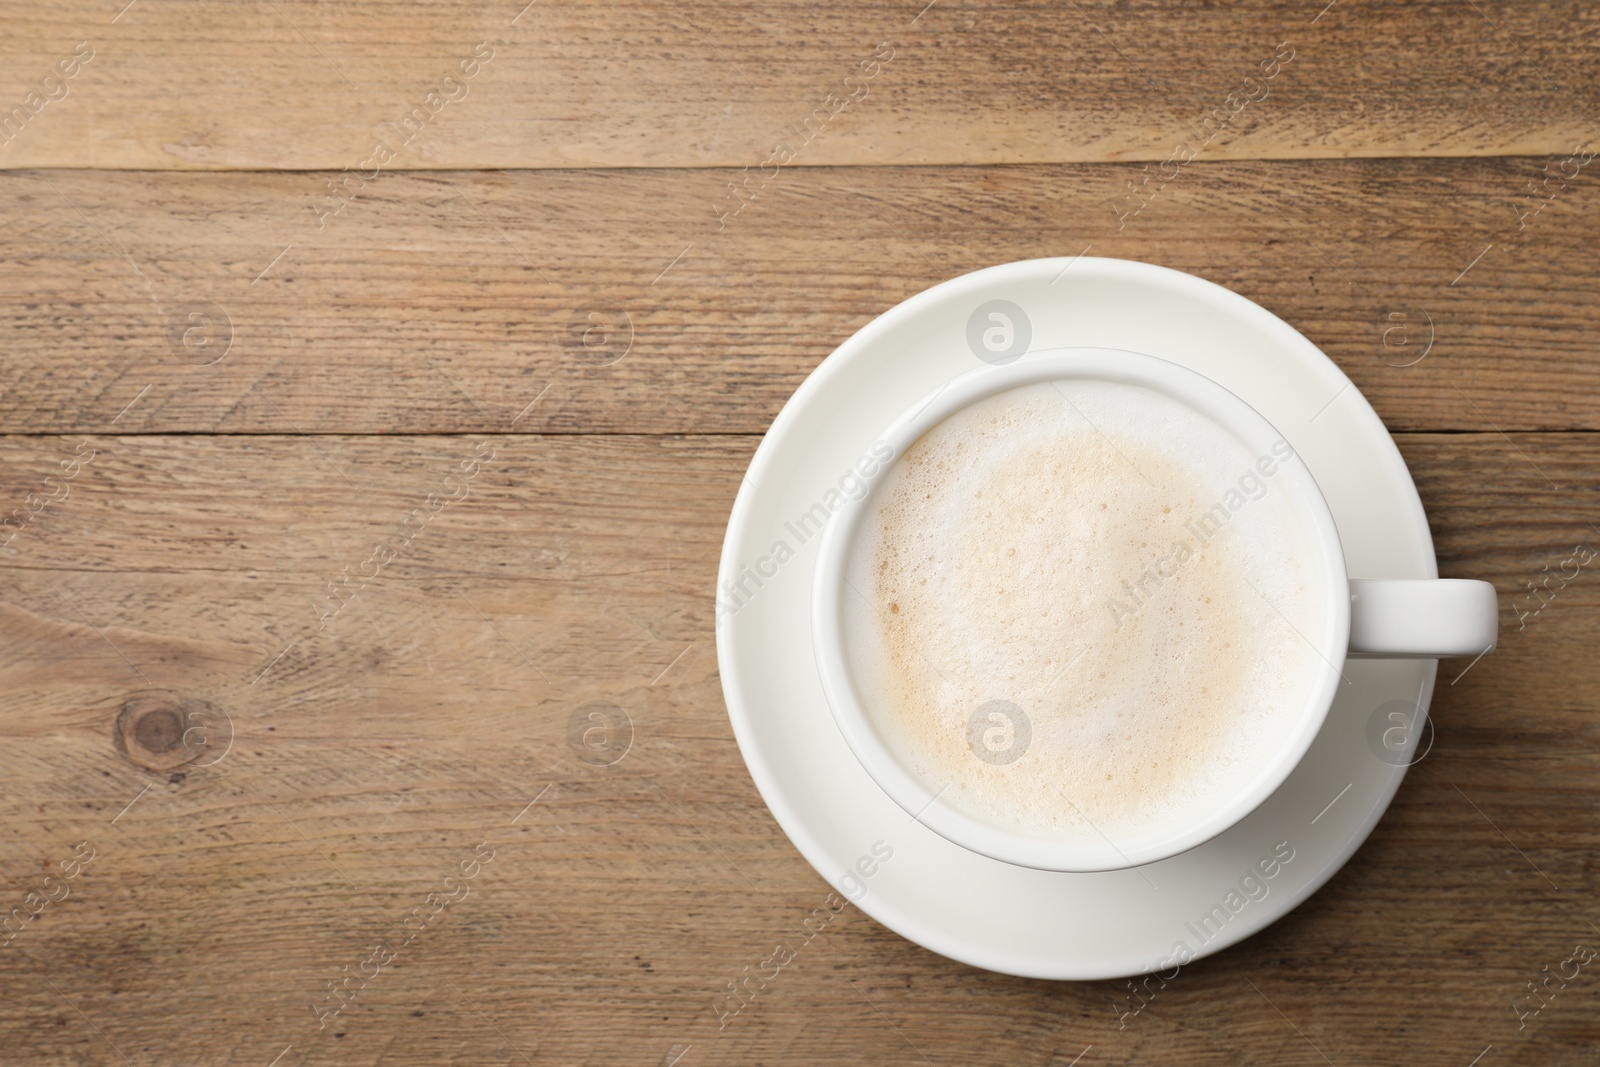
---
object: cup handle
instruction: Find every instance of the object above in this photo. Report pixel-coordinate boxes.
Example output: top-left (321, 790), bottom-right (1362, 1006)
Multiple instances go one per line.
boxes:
top-left (1347, 578), bottom-right (1498, 658)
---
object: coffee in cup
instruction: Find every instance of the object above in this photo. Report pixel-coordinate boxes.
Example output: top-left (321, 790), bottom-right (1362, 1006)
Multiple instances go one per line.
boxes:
top-left (841, 378), bottom-right (1326, 846)
top-left (813, 348), bottom-right (1497, 871)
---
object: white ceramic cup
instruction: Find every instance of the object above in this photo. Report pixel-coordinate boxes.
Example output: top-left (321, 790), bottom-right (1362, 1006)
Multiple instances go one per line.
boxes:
top-left (812, 348), bottom-right (1497, 873)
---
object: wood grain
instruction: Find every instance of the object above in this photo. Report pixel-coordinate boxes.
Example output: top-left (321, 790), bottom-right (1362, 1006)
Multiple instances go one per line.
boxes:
top-left (0, 1), bottom-right (1596, 171)
top-left (3, 0), bottom-right (1599, 1062)
top-left (0, 432), bottom-right (1595, 1066)
top-left (2, 156), bottom-right (1599, 436)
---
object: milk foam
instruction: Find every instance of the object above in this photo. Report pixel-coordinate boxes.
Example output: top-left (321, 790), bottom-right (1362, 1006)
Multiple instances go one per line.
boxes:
top-left (842, 380), bottom-right (1325, 844)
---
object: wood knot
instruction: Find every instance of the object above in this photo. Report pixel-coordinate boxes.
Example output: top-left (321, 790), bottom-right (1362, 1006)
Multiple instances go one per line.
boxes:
top-left (114, 691), bottom-right (233, 775)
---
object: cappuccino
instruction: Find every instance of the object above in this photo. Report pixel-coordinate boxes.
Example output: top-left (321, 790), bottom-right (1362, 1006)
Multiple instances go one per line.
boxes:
top-left (841, 379), bottom-right (1326, 846)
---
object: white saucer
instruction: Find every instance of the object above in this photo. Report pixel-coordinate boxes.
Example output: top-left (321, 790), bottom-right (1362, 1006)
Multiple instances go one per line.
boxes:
top-left (715, 257), bottom-right (1439, 980)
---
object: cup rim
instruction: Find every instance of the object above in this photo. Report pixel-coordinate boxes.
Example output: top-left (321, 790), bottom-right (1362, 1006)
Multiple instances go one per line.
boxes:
top-left (810, 346), bottom-right (1351, 872)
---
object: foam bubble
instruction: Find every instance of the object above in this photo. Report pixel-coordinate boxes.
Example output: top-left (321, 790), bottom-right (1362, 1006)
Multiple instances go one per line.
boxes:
top-left (841, 379), bottom-right (1325, 845)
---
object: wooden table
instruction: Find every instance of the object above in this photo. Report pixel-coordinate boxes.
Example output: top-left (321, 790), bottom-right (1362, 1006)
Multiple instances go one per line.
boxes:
top-left (2, 2), bottom-right (1596, 1063)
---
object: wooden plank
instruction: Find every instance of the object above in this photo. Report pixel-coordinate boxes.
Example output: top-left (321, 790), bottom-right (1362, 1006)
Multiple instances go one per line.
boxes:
top-left (0, 431), bottom-right (1594, 1064)
top-left (3, 157), bottom-right (1599, 436)
top-left (0, 1), bottom-right (1595, 171)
